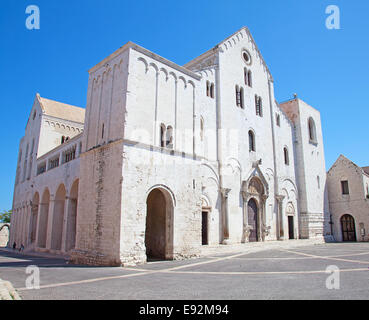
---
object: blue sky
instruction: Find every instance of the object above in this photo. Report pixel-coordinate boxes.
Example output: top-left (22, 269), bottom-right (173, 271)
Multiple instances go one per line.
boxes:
top-left (0, 0), bottom-right (368, 210)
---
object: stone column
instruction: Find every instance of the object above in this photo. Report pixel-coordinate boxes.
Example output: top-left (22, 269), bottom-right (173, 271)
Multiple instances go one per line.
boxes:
top-left (61, 197), bottom-right (71, 253)
top-left (46, 197), bottom-right (56, 250)
top-left (20, 207), bottom-right (25, 246)
top-left (25, 203), bottom-right (32, 246)
top-left (260, 195), bottom-right (269, 241)
top-left (241, 191), bottom-right (248, 243)
top-left (275, 195), bottom-right (285, 240)
top-left (35, 200), bottom-right (43, 248)
top-left (221, 188), bottom-right (231, 245)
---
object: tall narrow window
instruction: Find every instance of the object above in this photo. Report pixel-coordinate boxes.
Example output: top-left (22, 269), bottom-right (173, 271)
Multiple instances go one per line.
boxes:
top-left (341, 180), bottom-right (349, 195)
top-left (255, 95), bottom-right (263, 116)
top-left (276, 114), bottom-right (280, 127)
top-left (236, 86), bottom-right (241, 107)
top-left (166, 126), bottom-right (173, 149)
top-left (61, 136), bottom-right (66, 144)
top-left (206, 81), bottom-right (210, 97)
top-left (249, 130), bottom-right (255, 152)
top-left (244, 68), bottom-right (248, 86)
top-left (308, 117), bottom-right (317, 143)
top-left (200, 117), bottom-right (204, 141)
top-left (102, 123), bottom-right (105, 139)
top-left (210, 83), bottom-right (214, 99)
top-left (160, 124), bottom-right (166, 148)
top-left (240, 87), bottom-right (244, 109)
top-left (284, 147), bottom-right (289, 165)
top-left (317, 176), bottom-right (320, 189)
top-left (247, 70), bottom-right (252, 87)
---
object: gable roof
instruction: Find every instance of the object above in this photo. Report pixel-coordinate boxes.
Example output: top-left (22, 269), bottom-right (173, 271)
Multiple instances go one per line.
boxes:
top-left (37, 94), bottom-right (85, 124)
top-left (184, 26), bottom-right (273, 80)
top-left (362, 166), bottom-right (369, 176)
top-left (328, 154), bottom-right (369, 177)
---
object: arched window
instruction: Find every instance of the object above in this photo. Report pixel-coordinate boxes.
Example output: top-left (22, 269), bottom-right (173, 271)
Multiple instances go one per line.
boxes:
top-left (284, 147), bottom-right (289, 165)
top-left (210, 83), bottom-right (215, 99)
top-left (166, 126), bottom-right (173, 149)
top-left (160, 124), bottom-right (166, 148)
top-left (240, 87), bottom-right (244, 109)
top-left (206, 81), bottom-right (210, 97)
top-left (247, 70), bottom-right (252, 87)
top-left (308, 117), bottom-right (317, 143)
top-left (249, 130), bottom-right (255, 152)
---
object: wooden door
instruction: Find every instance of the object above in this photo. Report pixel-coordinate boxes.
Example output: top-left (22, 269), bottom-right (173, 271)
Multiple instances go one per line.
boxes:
top-left (341, 215), bottom-right (356, 242)
top-left (247, 199), bottom-right (258, 242)
top-left (202, 212), bottom-right (208, 245)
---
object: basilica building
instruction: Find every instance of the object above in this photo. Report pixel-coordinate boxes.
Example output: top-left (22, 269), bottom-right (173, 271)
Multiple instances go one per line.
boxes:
top-left (9, 27), bottom-right (331, 266)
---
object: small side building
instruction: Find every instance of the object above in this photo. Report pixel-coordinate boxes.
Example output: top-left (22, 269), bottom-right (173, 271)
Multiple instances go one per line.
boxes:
top-left (0, 224), bottom-right (10, 247)
top-left (327, 155), bottom-right (369, 242)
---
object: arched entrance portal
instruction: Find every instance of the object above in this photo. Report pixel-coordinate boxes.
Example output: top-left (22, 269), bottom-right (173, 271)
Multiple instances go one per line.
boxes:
top-left (145, 188), bottom-right (174, 260)
top-left (247, 198), bottom-right (258, 242)
top-left (341, 214), bottom-right (356, 242)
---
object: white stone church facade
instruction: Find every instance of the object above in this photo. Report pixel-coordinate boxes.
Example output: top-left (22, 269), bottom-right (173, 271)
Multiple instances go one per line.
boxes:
top-left (10, 27), bottom-right (331, 266)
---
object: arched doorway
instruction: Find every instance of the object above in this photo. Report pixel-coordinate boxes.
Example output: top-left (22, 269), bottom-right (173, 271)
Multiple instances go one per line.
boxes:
top-left (145, 188), bottom-right (174, 260)
top-left (341, 214), bottom-right (356, 242)
top-left (51, 184), bottom-right (66, 251)
top-left (242, 175), bottom-right (268, 243)
top-left (65, 179), bottom-right (78, 252)
top-left (38, 189), bottom-right (50, 248)
top-left (286, 203), bottom-right (295, 240)
top-left (247, 198), bottom-right (258, 242)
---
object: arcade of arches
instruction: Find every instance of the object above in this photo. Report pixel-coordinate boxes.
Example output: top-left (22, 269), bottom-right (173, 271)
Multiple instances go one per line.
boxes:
top-left (10, 180), bottom-right (79, 254)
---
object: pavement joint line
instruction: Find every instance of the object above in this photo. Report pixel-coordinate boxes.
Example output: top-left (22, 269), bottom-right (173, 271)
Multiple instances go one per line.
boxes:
top-left (162, 268), bottom-right (369, 275)
top-left (16, 270), bottom-right (158, 291)
top-left (17, 252), bottom-right (253, 290)
top-left (279, 249), bottom-right (369, 265)
top-left (229, 251), bottom-right (369, 261)
top-left (159, 268), bottom-right (369, 276)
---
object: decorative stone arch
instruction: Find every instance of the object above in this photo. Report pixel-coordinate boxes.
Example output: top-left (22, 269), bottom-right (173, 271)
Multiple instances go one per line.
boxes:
top-left (137, 57), bottom-right (149, 73)
top-left (149, 62), bottom-right (159, 74)
top-left (145, 185), bottom-right (175, 260)
top-left (159, 67), bottom-right (169, 81)
top-left (201, 194), bottom-right (212, 211)
top-left (241, 167), bottom-right (269, 242)
top-left (178, 76), bottom-right (187, 89)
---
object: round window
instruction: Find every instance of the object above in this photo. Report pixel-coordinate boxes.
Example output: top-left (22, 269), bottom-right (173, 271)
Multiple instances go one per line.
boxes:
top-left (242, 50), bottom-right (252, 65)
